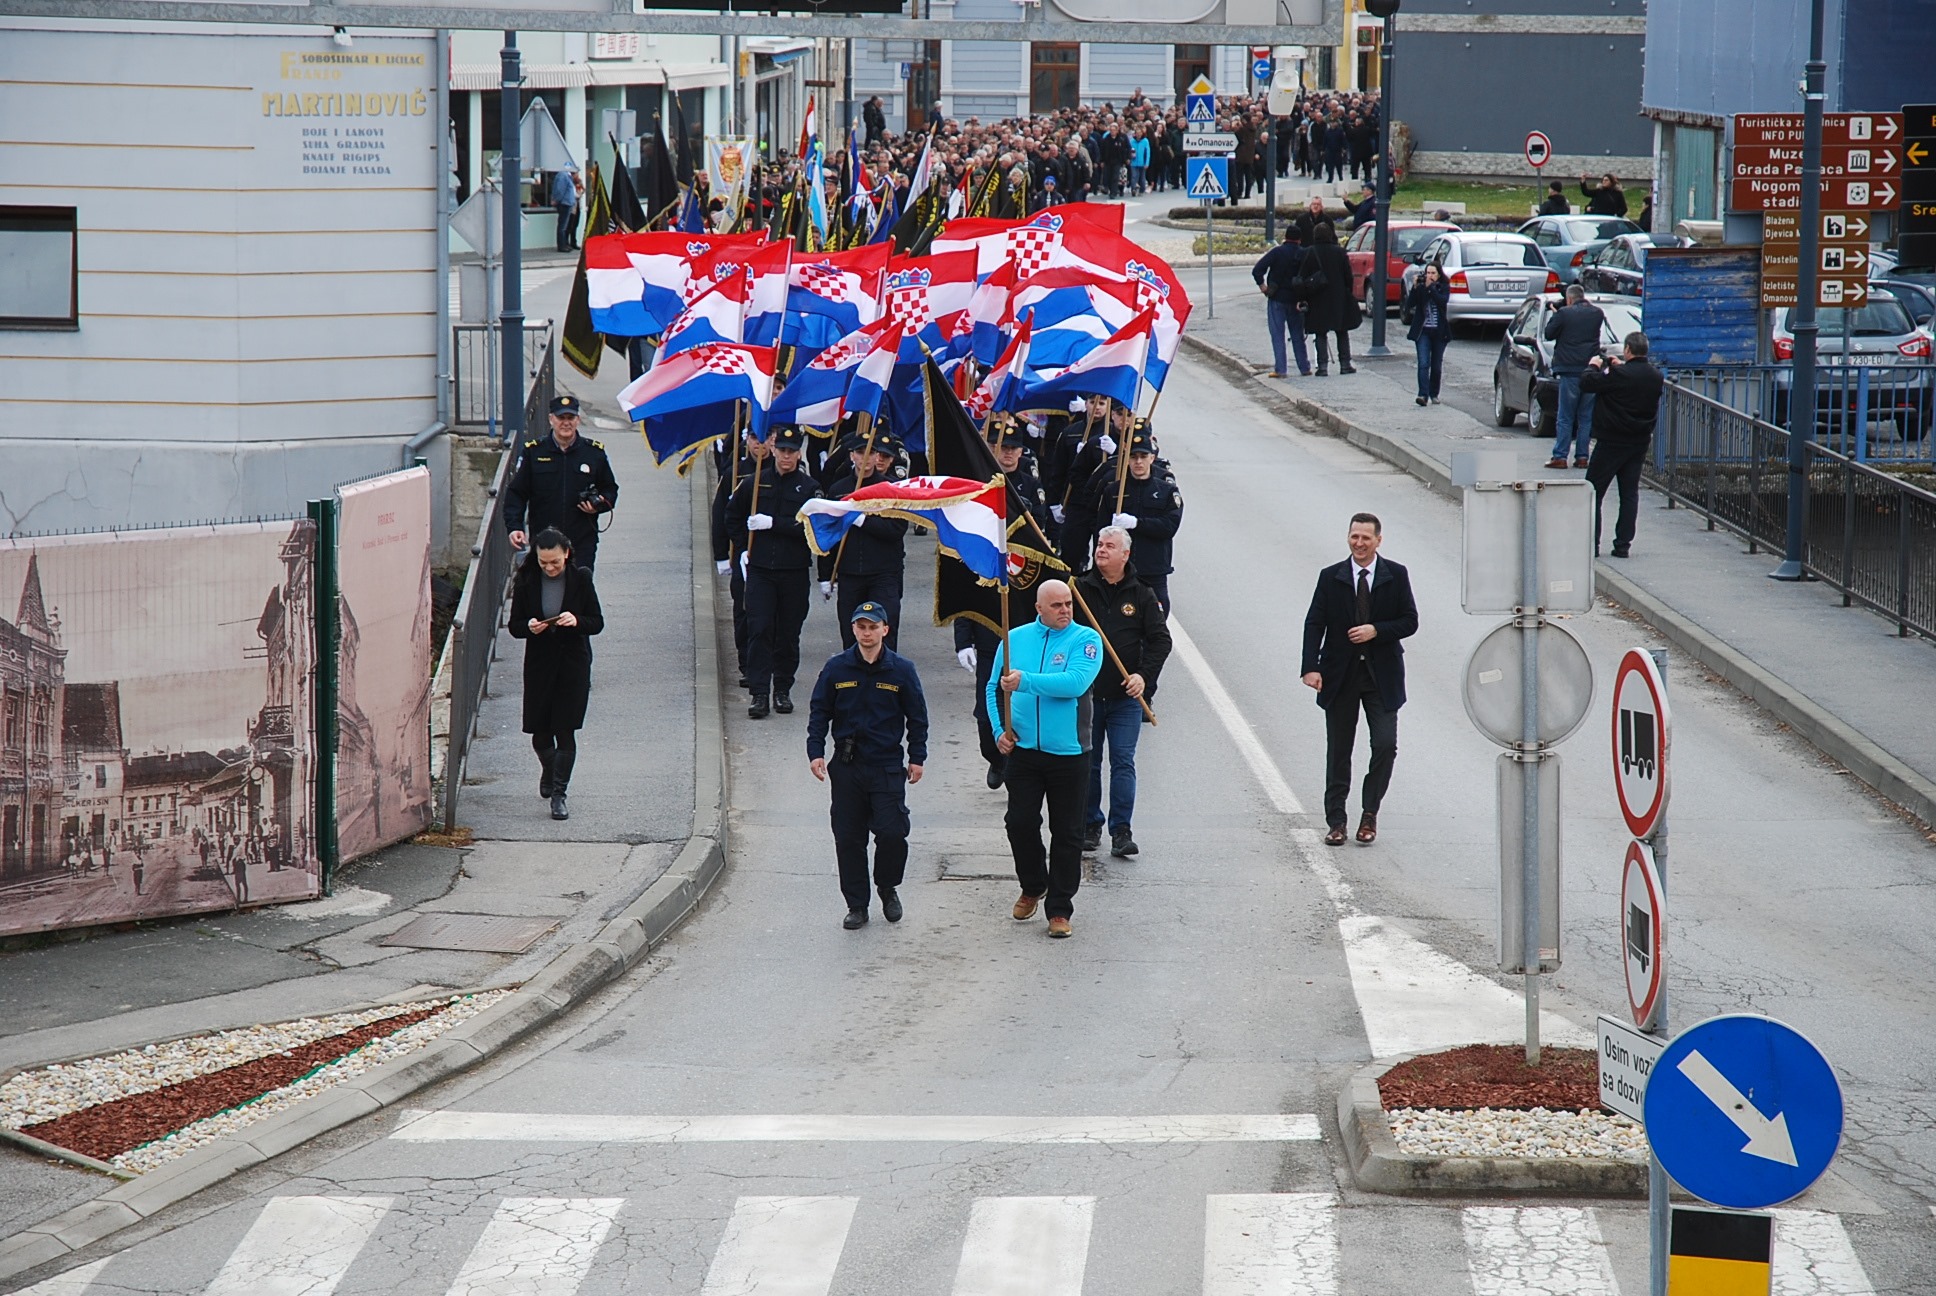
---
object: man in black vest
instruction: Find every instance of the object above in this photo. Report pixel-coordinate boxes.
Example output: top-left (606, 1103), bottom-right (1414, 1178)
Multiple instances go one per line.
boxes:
top-left (1300, 513), bottom-right (1420, 846)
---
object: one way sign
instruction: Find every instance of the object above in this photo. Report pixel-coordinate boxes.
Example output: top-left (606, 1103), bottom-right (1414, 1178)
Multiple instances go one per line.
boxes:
top-left (1187, 157), bottom-right (1229, 201)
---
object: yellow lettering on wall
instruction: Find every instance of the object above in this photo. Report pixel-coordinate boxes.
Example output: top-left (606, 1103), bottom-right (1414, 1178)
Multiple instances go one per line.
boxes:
top-left (345, 94), bottom-right (361, 116)
top-left (300, 93), bottom-right (319, 115)
top-left (262, 92), bottom-right (280, 115)
top-left (284, 92), bottom-right (301, 115)
top-left (410, 88), bottom-right (427, 116)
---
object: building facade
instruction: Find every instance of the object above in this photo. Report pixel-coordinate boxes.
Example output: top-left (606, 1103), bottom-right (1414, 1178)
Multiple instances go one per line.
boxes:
top-left (0, 556), bottom-right (65, 878)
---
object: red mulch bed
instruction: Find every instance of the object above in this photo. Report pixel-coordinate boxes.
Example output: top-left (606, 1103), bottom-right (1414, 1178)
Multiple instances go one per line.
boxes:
top-left (1377, 1044), bottom-right (1602, 1112)
top-left (23, 1006), bottom-right (443, 1162)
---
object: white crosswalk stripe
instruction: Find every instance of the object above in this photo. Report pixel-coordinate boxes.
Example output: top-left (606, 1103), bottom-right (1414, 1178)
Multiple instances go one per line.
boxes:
top-left (1203, 1193), bottom-right (1339, 1295)
top-left (951, 1196), bottom-right (1094, 1296)
top-left (203, 1194), bottom-right (393, 1296)
top-left (445, 1197), bottom-right (623, 1296)
top-left (699, 1195), bottom-right (857, 1296)
top-left (1463, 1207), bottom-right (1621, 1295)
top-left (392, 1110), bottom-right (1321, 1144)
top-left (1772, 1209), bottom-right (1876, 1296)
top-left (9, 1258), bottom-right (109, 1294)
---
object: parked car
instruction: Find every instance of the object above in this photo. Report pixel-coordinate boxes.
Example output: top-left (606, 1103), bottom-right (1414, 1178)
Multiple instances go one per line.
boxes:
top-left (1516, 215), bottom-right (1643, 285)
top-left (1345, 219), bottom-right (1460, 311)
top-left (1401, 232), bottom-right (1561, 324)
top-left (1491, 292), bottom-right (1646, 436)
top-left (1576, 233), bottom-right (1693, 296)
top-left (1770, 297), bottom-right (1934, 439)
top-left (1868, 248), bottom-right (1936, 294)
top-left (1873, 278), bottom-right (1935, 330)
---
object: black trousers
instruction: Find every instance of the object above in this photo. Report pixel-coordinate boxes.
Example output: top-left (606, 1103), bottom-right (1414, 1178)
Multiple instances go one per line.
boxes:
top-left (532, 731), bottom-right (578, 792)
top-left (1004, 746), bottom-right (1091, 920)
top-left (1587, 440), bottom-right (1649, 554)
top-left (745, 566), bottom-right (810, 693)
top-left (967, 623), bottom-right (1003, 770)
top-left (1142, 574), bottom-right (1171, 617)
top-left (1314, 330), bottom-right (1353, 372)
top-left (1324, 666), bottom-right (1398, 827)
top-left (835, 569), bottom-right (904, 651)
top-left (730, 554), bottom-right (749, 678)
top-left (829, 760), bottom-right (910, 911)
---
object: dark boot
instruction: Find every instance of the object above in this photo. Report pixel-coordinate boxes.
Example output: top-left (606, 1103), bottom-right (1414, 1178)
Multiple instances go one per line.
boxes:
top-left (538, 751), bottom-right (555, 800)
top-left (749, 693), bottom-right (770, 720)
top-left (773, 687), bottom-right (794, 715)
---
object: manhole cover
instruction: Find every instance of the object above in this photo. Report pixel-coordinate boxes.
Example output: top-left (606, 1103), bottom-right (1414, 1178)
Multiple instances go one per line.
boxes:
top-left (937, 855), bottom-right (1017, 881)
top-left (378, 913), bottom-right (557, 954)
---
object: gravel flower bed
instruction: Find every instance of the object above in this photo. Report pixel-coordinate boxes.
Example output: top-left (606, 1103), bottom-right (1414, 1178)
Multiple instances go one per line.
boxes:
top-left (1387, 1106), bottom-right (1648, 1162)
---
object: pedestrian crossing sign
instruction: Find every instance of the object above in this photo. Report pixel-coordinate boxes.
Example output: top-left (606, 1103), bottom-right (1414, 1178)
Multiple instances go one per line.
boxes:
top-left (1186, 91), bottom-right (1216, 129)
top-left (1187, 157), bottom-right (1229, 201)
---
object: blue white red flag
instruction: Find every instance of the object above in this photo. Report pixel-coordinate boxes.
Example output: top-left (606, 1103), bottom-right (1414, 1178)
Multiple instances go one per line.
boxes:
top-left (884, 249), bottom-right (979, 360)
top-left (1016, 307), bottom-right (1154, 412)
top-left (799, 475), bottom-right (1007, 581)
top-left (783, 244), bottom-right (888, 353)
top-left (965, 315), bottom-right (1032, 421)
top-left (585, 231), bottom-right (767, 338)
top-left (967, 259), bottom-right (1019, 366)
top-left (656, 273), bottom-right (747, 361)
top-left (840, 318), bottom-right (904, 424)
top-left (617, 342), bottom-right (777, 465)
top-left (741, 241), bottom-right (794, 347)
top-left (769, 318), bottom-right (901, 427)
top-left (930, 207), bottom-right (1126, 278)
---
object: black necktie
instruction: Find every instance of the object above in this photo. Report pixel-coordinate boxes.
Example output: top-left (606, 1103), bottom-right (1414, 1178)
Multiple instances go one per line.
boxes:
top-left (1356, 566), bottom-right (1371, 625)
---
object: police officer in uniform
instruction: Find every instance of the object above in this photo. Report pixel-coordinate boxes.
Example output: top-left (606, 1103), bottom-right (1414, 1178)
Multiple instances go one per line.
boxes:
top-left (820, 430), bottom-right (909, 650)
top-left (1057, 398), bottom-right (1135, 573)
top-left (506, 394), bottom-right (620, 570)
top-left (712, 426), bottom-right (771, 689)
top-left (1082, 422), bottom-right (1183, 614)
top-left (807, 600), bottom-right (929, 930)
top-left (726, 425), bottom-right (822, 719)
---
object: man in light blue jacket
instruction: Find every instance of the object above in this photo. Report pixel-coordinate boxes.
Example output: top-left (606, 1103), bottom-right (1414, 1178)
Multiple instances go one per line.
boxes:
top-left (990, 580), bottom-right (1104, 938)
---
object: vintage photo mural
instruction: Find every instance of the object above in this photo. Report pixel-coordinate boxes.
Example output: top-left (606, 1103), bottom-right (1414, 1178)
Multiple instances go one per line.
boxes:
top-left (333, 467), bottom-right (433, 859)
top-left (0, 521), bottom-right (320, 937)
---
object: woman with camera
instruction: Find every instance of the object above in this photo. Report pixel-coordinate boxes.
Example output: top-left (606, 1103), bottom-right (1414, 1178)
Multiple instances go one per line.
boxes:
top-left (1404, 262), bottom-right (1454, 406)
top-left (508, 528), bottom-right (605, 821)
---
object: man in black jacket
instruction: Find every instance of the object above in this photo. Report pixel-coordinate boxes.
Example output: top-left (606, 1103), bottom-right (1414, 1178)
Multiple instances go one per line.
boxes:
top-left (726, 425), bottom-right (824, 718)
top-left (1581, 332), bottom-right (1665, 558)
top-left (1543, 285), bottom-right (1608, 468)
top-left (1300, 513), bottom-right (1420, 846)
top-left (1084, 424), bottom-right (1183, 614)
top-left (1537, 180), bottom-right (1571, 216)
top-left (1253, 229), bottom-right (1312, 378)
top-left (820, 430), bottom-right (909, 650)
top-left (1075, 526), bottom-right (1171, 859)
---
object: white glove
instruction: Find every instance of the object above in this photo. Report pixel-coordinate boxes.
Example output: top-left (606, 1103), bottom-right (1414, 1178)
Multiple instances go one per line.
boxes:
top-left (820, 581), bottom-right (835, 600)
top-left (957, 646), bottom-right (977, 672)
top-left (738, 551), bottom-right (749, 577)
top-left (715, 559), bottom-right (731, 576)
top-left (1050, 505), bottom-right (1065, 524)
top-left (1097, 434), bottom-right (1116, 455)
top-left (746, 513), bottom-right (773, 531)
top-left (1068, 399), bottom-right (1086, 414)
top-left (1112, 512), bottom-right (1138, 530)
top-left (850, 512), bottom-right (865, 528)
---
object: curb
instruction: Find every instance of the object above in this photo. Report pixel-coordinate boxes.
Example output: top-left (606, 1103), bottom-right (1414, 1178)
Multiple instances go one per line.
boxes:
top-left (1183, 332), bottom-right (1936, 832)
top-left (0, 467), bottom-right (730, 1284)
top-left (1336, 1057), bottom-right (1646, 1197)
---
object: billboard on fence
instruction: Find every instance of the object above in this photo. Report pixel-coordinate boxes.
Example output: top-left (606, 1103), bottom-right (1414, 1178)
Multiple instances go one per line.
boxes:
top-left (0, 520), bottom-right (320, 937)
top-left (335, 468), bottom-right (434, 859)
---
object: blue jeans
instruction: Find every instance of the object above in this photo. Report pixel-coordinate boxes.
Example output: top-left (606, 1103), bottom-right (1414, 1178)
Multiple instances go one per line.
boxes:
top-left (1553, 371), bottom-right (1596, 460)
top-left (1085, 696), bottom-right (1144, 833)
top-left (1266, 299), bottom-right (1311, 376)
top-left (1413, 332), bottom-right (1449, 399)
top-left (1130, 164), bottom-right (1147, 193)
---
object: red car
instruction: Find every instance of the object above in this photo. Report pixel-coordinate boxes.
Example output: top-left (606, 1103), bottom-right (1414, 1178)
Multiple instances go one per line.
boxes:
top-left (1346, 220), bottom-right (1461, 311)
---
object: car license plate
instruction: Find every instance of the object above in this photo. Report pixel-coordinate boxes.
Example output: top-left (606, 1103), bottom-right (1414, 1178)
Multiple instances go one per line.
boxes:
top-left (1845, 354), bottom-right (1895, 366)
top-left (1491, 279), bottom-right (1528, 294)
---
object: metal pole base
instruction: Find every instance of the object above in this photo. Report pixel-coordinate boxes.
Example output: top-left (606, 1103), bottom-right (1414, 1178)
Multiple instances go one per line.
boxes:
top-left (1768, 560), bottom-right (1809, 581)
top-left (1364, 344), bottom-right (1393, 358)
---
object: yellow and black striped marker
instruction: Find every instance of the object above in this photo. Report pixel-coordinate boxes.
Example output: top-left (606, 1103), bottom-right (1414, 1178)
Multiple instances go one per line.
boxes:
top-left (1669, 1205), bottom-right (1773, 1294)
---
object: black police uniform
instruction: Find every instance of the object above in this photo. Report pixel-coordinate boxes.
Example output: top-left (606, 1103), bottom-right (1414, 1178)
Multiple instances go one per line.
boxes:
top-left (821, 449), bottom-right (909, 651)
top-left (954, 442), bottom-right (1055, 779)
top-left (505, 422), bottom-right (620, 570)
top-left (1080, 431), bottom-right (1183, 614)
top-left (1057, 416), bottom-right (1133, 572)
top-left (806, 635), bottom-right (929, 919)
top-left (726, 440), bottom-right (822, 711)
top-left (712, 437), bottom-right (766, 685)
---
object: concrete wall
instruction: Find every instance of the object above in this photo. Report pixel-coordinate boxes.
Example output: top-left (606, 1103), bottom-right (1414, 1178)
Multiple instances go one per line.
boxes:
top-left (0, 21), bottom-right (442, 538)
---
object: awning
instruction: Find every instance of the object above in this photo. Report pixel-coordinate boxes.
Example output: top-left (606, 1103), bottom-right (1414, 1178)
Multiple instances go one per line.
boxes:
top-left (663, 61), bottom-right (733, 92)
top-left (451, 63), bottom-right (593, 92)
top-left (586, 62), bottom-right (666, 87)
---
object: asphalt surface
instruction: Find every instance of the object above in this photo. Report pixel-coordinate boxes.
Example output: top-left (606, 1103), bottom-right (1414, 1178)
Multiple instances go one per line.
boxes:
top-left (12, 329), bottom-right (1933, 1292)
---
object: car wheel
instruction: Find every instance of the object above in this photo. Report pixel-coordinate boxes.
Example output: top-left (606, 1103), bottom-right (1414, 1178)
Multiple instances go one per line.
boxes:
top-left (1528, 385), bottom-right (1550, 438)
top-left (1493, 373), bottom-right (1518, 427)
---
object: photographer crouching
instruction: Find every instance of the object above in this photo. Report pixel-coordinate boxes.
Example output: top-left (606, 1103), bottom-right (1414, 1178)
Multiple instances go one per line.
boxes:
top-left (508, 528), bottom-right (605, 821)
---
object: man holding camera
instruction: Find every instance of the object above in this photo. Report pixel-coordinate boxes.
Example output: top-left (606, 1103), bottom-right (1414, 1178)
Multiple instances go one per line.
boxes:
top-left (1581, 332), bottom-right (1664, 559)
top-left (807, 601), bottom-right (929, 931)
top-left (506, 394), bottom-right (620, 572)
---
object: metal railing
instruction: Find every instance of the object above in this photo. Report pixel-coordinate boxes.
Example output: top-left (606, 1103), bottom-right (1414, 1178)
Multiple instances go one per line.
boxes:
top-left (1650, 382), bottom-right (1936, 640)
top-left (1672, 363), bottom-right (1936, 464)
top-left (442, 443), bottom-right (519, 829)
top-left (452, 321), bottom-right (555, 432)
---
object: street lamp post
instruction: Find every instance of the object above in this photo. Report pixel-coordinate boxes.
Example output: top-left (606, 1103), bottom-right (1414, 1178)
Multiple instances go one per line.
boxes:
top-left (1772, 0), bottom-right (1826, 582)
top-left (1365, 0), bottom-right (1399, 358)
top-left (498, 32), bottom-right (526, 447)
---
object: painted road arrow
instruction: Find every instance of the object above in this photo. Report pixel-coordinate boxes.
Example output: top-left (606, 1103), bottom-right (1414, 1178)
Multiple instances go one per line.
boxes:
top-left (1677, 1050), bottom-right (1800, 1166)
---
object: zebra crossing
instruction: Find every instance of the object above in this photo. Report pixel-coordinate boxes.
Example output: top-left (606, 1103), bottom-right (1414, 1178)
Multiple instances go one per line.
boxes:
top-left (13, 1194), bottom-right (1890, 1295)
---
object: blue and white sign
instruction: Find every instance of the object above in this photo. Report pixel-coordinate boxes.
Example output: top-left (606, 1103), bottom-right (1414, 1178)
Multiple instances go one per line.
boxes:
top-left (1252, 57), bottom-right (1274, 83)
top-left (1187, 156), bottom-right (1229, 202)
top-left (1185, 92), bottom-right (1216, 130)
top-left (1643, 1015), bottom-right (1843, 1210)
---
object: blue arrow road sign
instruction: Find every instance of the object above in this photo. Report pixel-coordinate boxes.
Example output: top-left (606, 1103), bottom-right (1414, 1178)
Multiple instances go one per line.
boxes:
top-left (1252, 57), bottom-right (1273, 83)
top-left (1187, 157), bottom-right (1229, 203)
top-left (1185, 92), bottom-right (1216, 129)
top-left (1643, 1014), bottom-right (1843, 1210)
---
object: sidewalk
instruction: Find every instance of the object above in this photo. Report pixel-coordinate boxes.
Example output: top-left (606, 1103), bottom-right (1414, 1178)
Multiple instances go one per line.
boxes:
top-left (0, 277), bottom-right (714, 1247)
top-left (1161, 275), bottom-right (1936, 829)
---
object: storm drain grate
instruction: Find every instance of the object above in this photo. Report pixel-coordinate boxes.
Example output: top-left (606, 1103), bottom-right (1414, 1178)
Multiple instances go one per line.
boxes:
top-left (378, 913), bottom-right (558, 954)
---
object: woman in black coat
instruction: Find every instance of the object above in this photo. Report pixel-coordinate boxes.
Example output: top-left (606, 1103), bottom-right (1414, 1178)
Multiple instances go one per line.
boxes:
top-left (1297, 222), bottom-right (1362, 376)
top-left (1403, 262), bottom-right (1455, 405)
top-left (507, 528), bottom-right (605, 820)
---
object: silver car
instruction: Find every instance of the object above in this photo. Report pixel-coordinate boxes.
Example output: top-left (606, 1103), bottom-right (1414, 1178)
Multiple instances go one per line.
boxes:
top-left (1405, 232), bottom-right (1561, 324)
top-left (1517, 215), bottom-right (1644, 285)
top-left (1769, 297), bottom-right (1934, 440)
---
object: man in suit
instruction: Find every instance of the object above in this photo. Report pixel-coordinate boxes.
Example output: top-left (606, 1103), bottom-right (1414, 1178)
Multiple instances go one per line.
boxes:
top-left (1300, 513), bottom-right (1421, 845)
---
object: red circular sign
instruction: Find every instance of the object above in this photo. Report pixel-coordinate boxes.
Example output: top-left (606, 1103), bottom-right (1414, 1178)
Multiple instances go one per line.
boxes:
top-left (1611, 648), bottom-right (1670, 839)
top-left (1524, 130), bottom-right (1553, 169)
top-left (1621, 840), bottom-right (1665, 1027)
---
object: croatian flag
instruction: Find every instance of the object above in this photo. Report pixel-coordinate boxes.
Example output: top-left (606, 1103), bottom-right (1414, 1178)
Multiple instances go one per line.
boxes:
top-left (884, 249), bottom-right (980, 360)
top-left (965, 316), bottom-right (1032, 421)
top-left (741, 241), bottom-right (794, 347)
top-left (931, 206), bottom-right (1127, 279)
top-left (967, 259), bottom-right (1019, 366)
top-left (799, 476), bottom-right (1007, 581)
top-left (618, 343), bottom-right (778, 465)
top-left (1016, 307), bottom-right (1154, 412)
top-left (656, 273), bottom-right (747, 361)
top-left (1038, 230), bottom-right (1191, 389)
top-left (769, 318), bottom-right (902, 427)
top-left (585, 231), bottom-right (769, 338)
top-left (783, 244), bottom-right (889, 354)
top-left (841, 318), bottom-right (904, 423)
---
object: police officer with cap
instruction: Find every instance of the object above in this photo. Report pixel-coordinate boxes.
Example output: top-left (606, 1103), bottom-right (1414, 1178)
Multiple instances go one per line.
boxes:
top-left (727, 424), bottom-right (823, 719)
top-left (1083, 419), bottom-right (1183, 615)
top-left (807, 599), bottom-right (928, 930)
top-left (506, 394), bottom-right (620, 570)
top-left (821, 429), bottom-right (909, 650)
top-left (712, 426), bottom-right (772, 689)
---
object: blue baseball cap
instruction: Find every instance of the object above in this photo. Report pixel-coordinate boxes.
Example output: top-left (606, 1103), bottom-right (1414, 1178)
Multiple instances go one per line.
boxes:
top-left (850, 600), bottom-right (890, 624)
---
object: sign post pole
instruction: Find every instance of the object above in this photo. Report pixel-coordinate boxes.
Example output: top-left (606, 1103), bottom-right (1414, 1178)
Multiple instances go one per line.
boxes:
top-left (1774, 0), bottom-right (1827, 581)
top-left (1365, 0), bottom-right (1398, 357)
top-left (1645, 647), bottom-right (1670, 1296)
top-left (1518, 483), bottom-right (1542, 1064)
top-left (498, 31), bottom-right (527, 448)
top-left (1205, 199), bottom-right (1215, 320)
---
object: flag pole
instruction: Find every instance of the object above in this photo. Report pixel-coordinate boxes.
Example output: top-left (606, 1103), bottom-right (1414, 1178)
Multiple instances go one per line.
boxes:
top-left (1112, 397), bottom-right (1134, 517)
top-left (1020, 505), bottom-right (1156, 726)
top-left (999, 567), bottom-right (1015, 742)
top-left (747, 404), bottom-right (764, 558)
top-left (1059, 405), bottom-right (1100, 512)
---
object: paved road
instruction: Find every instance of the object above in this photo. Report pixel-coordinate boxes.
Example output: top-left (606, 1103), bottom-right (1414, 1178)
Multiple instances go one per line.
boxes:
top-left (14, 339), bottom-right (1932, 1294)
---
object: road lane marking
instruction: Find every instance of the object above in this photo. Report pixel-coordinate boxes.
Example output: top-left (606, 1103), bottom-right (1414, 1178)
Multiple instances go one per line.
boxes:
top-left (1463, 1207), bottom-right (1621, 1296)
top-left (391, 1112), bottom-right (1322, 1144)
top-left (1773, 1210), bottom-right (1876, 1295)
top-left (1203, 1193), bottom-right (1339, 1295)
top-left (446, 1197), bottom-right (622, 1296)
top-left (952, 1196), bottom-right (1094, 1296)
top-left (9, 1259), bottom-right (109, 1294)
top-left (203, 1195), bottom-right (393, 1296)
top-left (700, 1196), bottom-right (856, 1296)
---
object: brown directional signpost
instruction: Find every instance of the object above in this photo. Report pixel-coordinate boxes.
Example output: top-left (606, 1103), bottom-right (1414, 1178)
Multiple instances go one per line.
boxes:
top-left (1732, 112), bottom-right (1901, 307)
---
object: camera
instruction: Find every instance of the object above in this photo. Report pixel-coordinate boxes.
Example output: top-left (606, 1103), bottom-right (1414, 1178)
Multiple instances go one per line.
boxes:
top-left (577, 484), bottom-right (604, 508)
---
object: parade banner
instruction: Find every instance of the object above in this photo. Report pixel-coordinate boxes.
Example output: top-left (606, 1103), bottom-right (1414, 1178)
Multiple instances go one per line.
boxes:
top-left (708, 136), bottom-right (754, 224)
top-left (334, 468), bottom-right (434, 861)
top-left (0, 521), bottom-right (321, 937)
